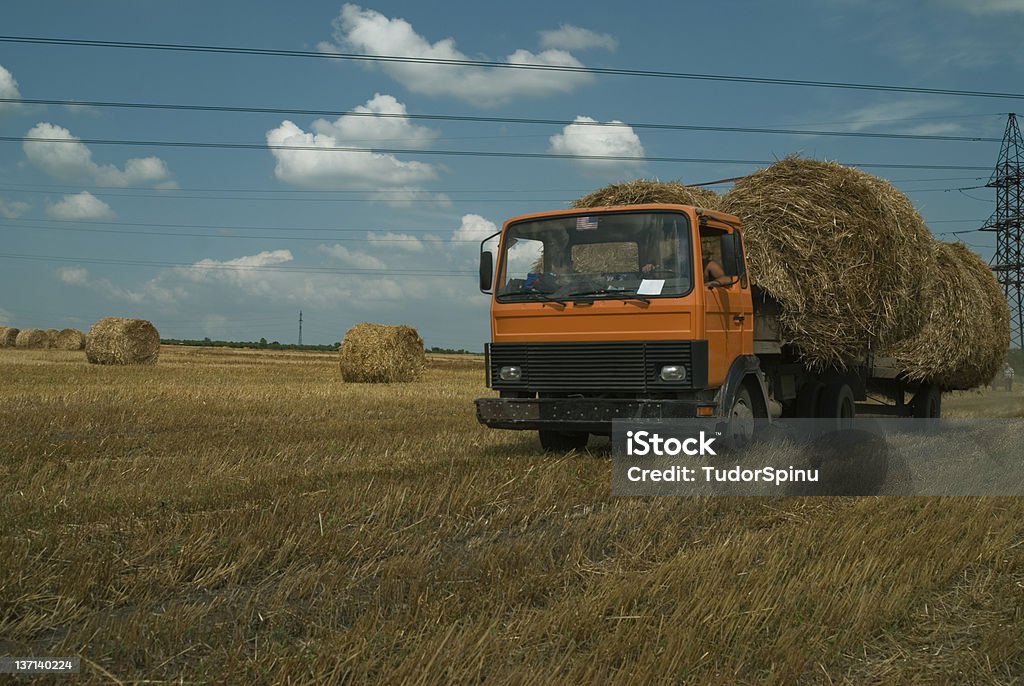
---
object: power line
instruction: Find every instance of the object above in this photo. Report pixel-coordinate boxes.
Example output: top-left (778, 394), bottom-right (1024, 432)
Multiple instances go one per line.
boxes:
top-left (0, 222), bottom-right (479, 242)
top-left (0, 97), bottom-right (1003, 143)
top-left (1, 36), bottom-right (1023, 100)
top-left (1, 135), bottom-right (995, 171)
top-left (2, 217), bottom-right (455, 233)
top-left (0, 252), bottom-right (474, 276)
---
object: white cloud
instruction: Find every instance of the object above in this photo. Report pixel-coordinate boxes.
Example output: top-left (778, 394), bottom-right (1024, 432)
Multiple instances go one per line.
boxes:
top-left (367, 231), bottom-right (426, 252)
top-left (548, 116), bottom-right (645, 175)
top-left (311, 93), bottom-right (436, 147)
top-left (267, 118), bottom-right (437, 192)
top-left (327, 5), bottom-right (593, 106)
top-left (452, 214), bottom-right (498, 242)
top-left (319, 244), bottom-right (388, 269)
top-left (936, 0), bottom-right (1024, 13)
top-left (56, 266), bottom-right (89, 285)
top-left (0, 64), bottom-right (22, 113)
top-left (46, 192), bottom-right (116, 220)
top-left (23, 123), bottom-right (173, 187)
top-left (0, 198), bottom-right (30, 219)
top-left (539, 25), bottom-right (617, 51)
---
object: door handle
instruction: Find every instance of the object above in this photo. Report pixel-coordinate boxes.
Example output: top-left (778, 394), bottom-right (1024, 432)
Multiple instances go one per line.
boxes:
top-left (733, 314), bottom-right (746, 322)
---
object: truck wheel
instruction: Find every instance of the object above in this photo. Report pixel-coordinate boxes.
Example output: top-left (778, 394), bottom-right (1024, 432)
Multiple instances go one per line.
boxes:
top-left (818, 381), bottom-right (856, 427)
top-left (724, 387), bottom-right (755, 449)
top-left (539, 430), bottom-right (589, 452)
top-left (911, 383), bottom-right (942, 419)
top-left (793, 380), bottom-right (824, 418)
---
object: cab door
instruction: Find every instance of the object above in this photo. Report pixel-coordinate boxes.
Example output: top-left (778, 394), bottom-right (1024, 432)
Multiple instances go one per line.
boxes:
top-left (699, 223), bottom-right (752, 386)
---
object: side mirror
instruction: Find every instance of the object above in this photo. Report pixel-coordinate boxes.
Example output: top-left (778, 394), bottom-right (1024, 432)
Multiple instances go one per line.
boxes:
top-left (480, 251), bottom-right (494, 292)
top-left (479, 231), bottom-right (500, 293)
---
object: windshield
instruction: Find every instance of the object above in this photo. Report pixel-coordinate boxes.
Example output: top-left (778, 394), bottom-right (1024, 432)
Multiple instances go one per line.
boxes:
top-left (496, 211), bottom-right (693, 301)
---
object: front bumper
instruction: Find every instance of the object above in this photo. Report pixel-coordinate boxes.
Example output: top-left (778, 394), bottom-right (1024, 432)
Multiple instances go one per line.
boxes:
top-left (475, 397), bottom-right (712, 433)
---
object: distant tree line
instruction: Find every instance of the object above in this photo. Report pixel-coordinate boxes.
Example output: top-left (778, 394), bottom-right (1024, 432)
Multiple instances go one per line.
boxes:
top-left (160, 338), bottom-right (479, 354)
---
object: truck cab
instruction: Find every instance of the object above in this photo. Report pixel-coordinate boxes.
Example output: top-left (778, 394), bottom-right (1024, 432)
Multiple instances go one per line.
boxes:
top-left (475, 204), bottom-right (767, 451)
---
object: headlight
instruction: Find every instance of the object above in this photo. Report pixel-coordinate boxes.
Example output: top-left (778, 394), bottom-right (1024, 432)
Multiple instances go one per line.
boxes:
top-left (499, 365), bottom-right (522, 381)
top-left (660, 365), bottom-right (686, 382)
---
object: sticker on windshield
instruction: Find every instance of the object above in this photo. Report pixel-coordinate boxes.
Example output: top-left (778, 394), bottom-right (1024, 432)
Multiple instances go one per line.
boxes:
top-left (576, 216), bottom-right (599, 231)
top-left (637, 279), bottom-right (664, 296)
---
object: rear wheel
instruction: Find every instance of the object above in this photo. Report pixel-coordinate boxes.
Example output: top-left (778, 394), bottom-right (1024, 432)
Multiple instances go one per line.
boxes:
top-left (793, 380), bottom-right (825, 418)
top-left (819, 381), bottom-right (856, 428)
top-left (539, 430), bottom-right (589, 452)
top-left (911, 383), bottom-right (942, 421)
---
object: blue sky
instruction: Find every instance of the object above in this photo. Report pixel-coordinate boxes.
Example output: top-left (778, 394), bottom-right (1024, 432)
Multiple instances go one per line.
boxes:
top-left (0, 0), bottom-right (1021, 348)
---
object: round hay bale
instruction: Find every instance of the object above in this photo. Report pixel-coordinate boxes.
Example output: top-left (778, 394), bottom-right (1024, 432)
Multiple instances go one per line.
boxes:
top-left (15, 328), bottom-right (49, 349)
top-left (53, 328), bottom-right (86, 351)
top-left (573, 179), bottom-right (721, 210)
top-left (720, 156), bottom-right (934, 368)
top-left (339, 323), bottom-right (426, 383)
top-left (86, 317), bottom-right (160, 365)
top-left (44, 328), bottom-right (60, 348)
top-left (0, 326), bottom-right (19, 348)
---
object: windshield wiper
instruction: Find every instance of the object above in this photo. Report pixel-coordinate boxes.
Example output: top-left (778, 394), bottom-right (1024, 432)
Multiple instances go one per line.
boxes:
top-left (567, 289), bottom-right (651, 304)
top-left (503, 291), bottom-right (569, 308)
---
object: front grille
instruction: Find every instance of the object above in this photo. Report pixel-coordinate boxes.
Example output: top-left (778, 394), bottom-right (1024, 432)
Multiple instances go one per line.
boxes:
top-left (488, 340), bottom-right (707, 392)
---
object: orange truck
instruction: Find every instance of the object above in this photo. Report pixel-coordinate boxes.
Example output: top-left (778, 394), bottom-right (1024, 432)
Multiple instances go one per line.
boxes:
top-left (475, 204), bottom-right (942, 451)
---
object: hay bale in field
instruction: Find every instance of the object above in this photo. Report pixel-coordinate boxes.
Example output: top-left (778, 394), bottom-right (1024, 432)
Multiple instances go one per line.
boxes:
top-left (85, 317), bottom-right (160, 365)
top-left (44, 328), bottom-right (59, 348)
top-left (53, 328), bottom-right (86, 351)
top-left (0, 326), bottom-right (19, 348)
top-left (15, 328), bottom-right (49, 349)
top-left (339, 323), bottom-right (426, 383)
top-left (720, 156), bottom-right (934, 368)
top-left (885, 242), bottom-right (1008, 390)
top-left (573, 179), bottom-right (721, 210)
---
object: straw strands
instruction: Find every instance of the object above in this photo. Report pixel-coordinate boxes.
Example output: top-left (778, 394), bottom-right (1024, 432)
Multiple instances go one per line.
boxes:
top-left (339, 323), bottom-right (426, 383)
top-left (86, 317), bottom-right (160, 365)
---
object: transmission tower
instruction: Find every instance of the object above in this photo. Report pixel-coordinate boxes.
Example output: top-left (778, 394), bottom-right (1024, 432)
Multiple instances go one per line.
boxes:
top-left (298, 310), bottom-right (303, 346)
top-left (980, 113), bottom-right (1023, 349)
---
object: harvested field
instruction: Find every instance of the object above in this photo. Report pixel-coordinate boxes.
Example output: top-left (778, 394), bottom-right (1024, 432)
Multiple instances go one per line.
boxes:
top-left (1, 345), bottom-right (1021, 683)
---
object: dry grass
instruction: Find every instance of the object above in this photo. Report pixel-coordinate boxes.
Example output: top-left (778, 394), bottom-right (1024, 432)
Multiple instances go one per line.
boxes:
top-left (339, 322), bottom-right (426, 383)
top-left (721, 157), bottom-right (935, 368)
top-left (85, 317), bottom-right (160, 365)
top-left (0, 346), bottom-right (1022, 684)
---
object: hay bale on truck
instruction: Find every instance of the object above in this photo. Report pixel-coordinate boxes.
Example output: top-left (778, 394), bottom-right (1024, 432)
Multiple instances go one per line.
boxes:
top-left (53, 328), bottom-right (86, 351)
top-left (720, 156), bottom-right (934, 369)
top-left (15, 328), bottom-right (49, 349)
top-left (86, 317), bottom-right (160, 365)
top-left (573, 179), bottom-right (721, 211)
top-left (339, 323), bottom-right (425, 383)
top-left (0, 326), bottom-right (19, 348)
top-left (884, 242), bottom-right (1009, 390)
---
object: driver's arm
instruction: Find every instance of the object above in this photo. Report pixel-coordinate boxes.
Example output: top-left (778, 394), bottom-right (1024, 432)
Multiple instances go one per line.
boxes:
top-left (705, 260), bottom-right (729, 287)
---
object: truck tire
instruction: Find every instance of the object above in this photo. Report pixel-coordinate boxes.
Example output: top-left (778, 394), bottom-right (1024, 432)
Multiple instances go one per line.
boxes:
top-left (818, 381), bottom-right (856, 427)
top-left (793, 380), bottom-right (824, 418)
top-left (539, 430), bottom-right (589, 452)
top-left (911, 383), bottom-right (942, 419)
top-left (723, 386), bottom-right (755, 449)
